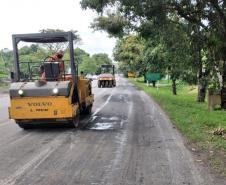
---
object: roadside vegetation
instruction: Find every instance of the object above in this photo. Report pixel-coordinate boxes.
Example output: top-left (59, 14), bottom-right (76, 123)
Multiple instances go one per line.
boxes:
top-left (0, 82), bottom-right (9, 89)
top-left (130, 78), bottom-right (226, 175)
top-left (81, 0), bottom-right (226, 105)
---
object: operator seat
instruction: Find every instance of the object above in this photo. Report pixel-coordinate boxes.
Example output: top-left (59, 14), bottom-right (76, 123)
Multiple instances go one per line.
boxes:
top-left (44, 62), bottom-right (60, 81)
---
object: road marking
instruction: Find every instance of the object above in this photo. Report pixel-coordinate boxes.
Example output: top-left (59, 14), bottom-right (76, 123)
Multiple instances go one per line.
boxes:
top-left (92, 88), bottom-right (116, 116)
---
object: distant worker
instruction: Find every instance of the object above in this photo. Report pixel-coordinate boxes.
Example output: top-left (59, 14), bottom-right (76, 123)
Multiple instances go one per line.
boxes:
top-left (41, 50), bottom-right (65, 80)
top-left (80, 71), bottom-right (85, 79)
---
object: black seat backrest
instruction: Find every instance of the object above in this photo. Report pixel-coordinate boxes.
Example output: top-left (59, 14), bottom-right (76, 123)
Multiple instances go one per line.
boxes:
top-left (44, 62), bottom-right (60, 81)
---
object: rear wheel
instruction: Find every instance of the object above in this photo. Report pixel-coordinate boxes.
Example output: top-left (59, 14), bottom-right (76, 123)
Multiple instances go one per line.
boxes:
top-left (98, 81), bottom-right (101, 88)
top-left (113, 80), bottom-right (116, 87)
top-left (84, 104), bottom-right (92, 115)
top-left (17, 122), bottom-right (33, 129)
top-left (109, 81), bottom-right (112, 87)
top-left (72, 115), bottom-right (80, 128)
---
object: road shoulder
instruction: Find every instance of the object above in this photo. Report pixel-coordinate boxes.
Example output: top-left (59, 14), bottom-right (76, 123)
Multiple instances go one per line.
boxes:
top-left (129, 78), bottom-right (226, 184)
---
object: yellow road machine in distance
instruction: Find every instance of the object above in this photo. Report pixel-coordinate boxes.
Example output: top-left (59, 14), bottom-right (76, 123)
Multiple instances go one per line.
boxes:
top-left (8, 32), bottom-right (94, 129)
top-left (127, 71), bottom-right (136, 78)
top-left (97, 64), bottom-right (116, 88)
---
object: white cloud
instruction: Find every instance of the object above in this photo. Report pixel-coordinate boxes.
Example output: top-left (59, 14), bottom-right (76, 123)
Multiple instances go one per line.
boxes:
top-left (0, 0), bottom-right (116, 57)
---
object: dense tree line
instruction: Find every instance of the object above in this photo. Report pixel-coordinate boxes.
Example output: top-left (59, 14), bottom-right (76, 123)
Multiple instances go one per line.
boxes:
top-left (81, 0), bottom-right (226, 105)
top-left (0, 46), bottom-right (112, 77)
top-left (74, 48), bottom-right (112, 74)
top-left (0, 49), bottom-right (13, 77)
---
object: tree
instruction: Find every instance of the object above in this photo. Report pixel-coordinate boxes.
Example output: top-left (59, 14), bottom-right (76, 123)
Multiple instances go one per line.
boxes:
top-left (74, 47), bottom-right (90, 64)
top-left (73, 48), bottom-right (112, 75)
top-left (91, 13), bottom-right (129, 38)
top-left (142, 20), bottom-right (193, 95)
top-left (39, 28), bottom-right (81, 53)
top-left (73, 48), bottom-right (93, 74)
top-left (78, 57), bottom-right (97, 74)
top-left (92, 53), bottom-right (112, 74)
top-left (81, 0), bottom-right (226, 104)
top-left (19, 45), bottom-right (47, 62)
top-left (113, 35), bottom-right (144, 75)
top-left (0, 49), bottom-right (13, 74)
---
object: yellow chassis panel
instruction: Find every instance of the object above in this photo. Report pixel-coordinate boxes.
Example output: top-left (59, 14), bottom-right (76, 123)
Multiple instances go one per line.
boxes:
top-left (9, 96), bottom-right (78, 120)
top-left (85, 95), bottom-right (94, 106)
top-left (128, 72), bottom-right (136, 78)
top-left (99, 78), bottom-right (114, 81)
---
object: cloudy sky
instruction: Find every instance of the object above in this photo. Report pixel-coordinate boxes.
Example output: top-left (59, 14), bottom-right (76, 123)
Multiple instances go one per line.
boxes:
top-left (0, 0), bottom-right (116, 57)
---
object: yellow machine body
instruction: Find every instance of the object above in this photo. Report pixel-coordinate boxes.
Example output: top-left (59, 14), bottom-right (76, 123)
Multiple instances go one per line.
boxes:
top-left (9, 78), bottom-right (94, 124)
top-left (9, 96), bottom-right (79, 120)
top-left (9, 32), bottom-right (94, 128)
top-left (78, 78), bottom-right (94, 105)
top-left (99, 77), bottom-right (114, 81)
top-left (98, 64), bottom-right (116, 88)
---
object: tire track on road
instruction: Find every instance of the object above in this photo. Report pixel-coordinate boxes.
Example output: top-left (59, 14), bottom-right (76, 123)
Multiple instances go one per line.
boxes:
top-left (0, 132), bottom-right (73, 185)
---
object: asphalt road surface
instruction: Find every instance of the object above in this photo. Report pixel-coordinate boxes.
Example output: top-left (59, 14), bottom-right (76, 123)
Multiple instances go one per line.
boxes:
top-left (0, 76), bottom-right (225, 185)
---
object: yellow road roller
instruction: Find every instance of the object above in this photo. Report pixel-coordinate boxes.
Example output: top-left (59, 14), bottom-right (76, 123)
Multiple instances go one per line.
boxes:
top-left (97, 64), bottom-right (116, 88)
top-left (8, 32), bottom-right (94, 129)
top-left (127, 71), bottom-right (136, 78)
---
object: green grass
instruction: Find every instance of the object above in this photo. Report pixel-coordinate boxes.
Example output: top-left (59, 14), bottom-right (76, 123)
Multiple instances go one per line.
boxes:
top-left (0, 73), bottom-right (9, 88)
top-left (158, 79), bottom-right (171, 84)
top-left (0, 73), bottom-right (8, 78)
top-left (130, 78), bottom-right (226, 176)
top-left (0, 82), bottom-right (9, 89)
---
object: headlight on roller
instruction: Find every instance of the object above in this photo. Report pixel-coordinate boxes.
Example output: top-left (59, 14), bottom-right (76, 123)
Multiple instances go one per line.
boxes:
top-left (18, 89), bottom-right (24, 96)
top-left (52, 88), bottom-right (59, 95)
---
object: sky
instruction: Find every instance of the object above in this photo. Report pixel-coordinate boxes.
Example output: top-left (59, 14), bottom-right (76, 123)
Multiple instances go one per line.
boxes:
top-left (0, 0), bottom-right (116, 58)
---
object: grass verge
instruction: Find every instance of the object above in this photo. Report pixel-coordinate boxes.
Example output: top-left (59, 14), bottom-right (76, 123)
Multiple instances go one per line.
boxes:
top-left (130, 78), bottom-right (226, 176)
top-left (0, 73), bottom-right (8, 78)
top-left (0, 83), bottom-right (9, 89)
